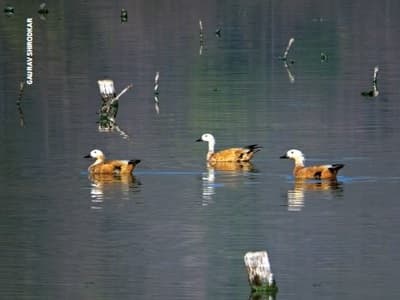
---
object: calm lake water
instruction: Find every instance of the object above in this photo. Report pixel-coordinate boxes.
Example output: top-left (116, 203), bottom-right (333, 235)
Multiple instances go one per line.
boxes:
top-left (1, 1), bottom-right (400, 299)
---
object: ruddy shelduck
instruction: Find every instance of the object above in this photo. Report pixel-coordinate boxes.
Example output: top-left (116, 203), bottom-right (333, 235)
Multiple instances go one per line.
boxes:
top-left (196, 133), bottom-right (261, 163)
top-left (280, 149), bottom-right (344, 179)
top-left (84, 149), bottom-right (140, 175)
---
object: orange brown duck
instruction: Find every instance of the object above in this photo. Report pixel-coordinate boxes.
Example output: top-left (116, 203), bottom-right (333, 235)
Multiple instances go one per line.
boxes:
top-left (280, 149), bottom-right (344, 179)
top-left (196, 133), bottom-right (261, 163)
top-left (85, 149), bottom-right (140, 175)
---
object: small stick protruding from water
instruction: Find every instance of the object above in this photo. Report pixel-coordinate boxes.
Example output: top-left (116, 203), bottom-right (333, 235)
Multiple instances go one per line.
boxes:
top-left (16, 81), bottom-right (25, 127)
top-left (215, 27), bottom-right (221, 38)
top-left (4, 5), bottom-right (15, 16)
top-left (199, 19), bottom-right (204, 42)
top-left (154, 71), bottom-right (160, 85)
top-left (279, 37), bottom-right (295, 62)
top-left (38, 3), bottom-right (49, 14)
top-left (113, 83), bottom-right (133, 103)
top-left (361, 65), bottom-right (379, 97)
top-left (320, 52), bottom-right (328, 62)
top-left (37, 3), bottom-right (48, 20)
top-left (199, 19), bottom-right (204, 35)
top-left (121, 8), bottom-right (128, 23)
top-left (199, 19), bottom-right (205, 55)
top-left (153, 72), bottom-right (160, 114)
top-left (154, 71), bottom-right (160, 95)
top-left (373, 65), bottom-right (379, 86)
top-left (154, 96), bottom-right (160, 114)
top-left (284, 61), bottom-right (295, 83)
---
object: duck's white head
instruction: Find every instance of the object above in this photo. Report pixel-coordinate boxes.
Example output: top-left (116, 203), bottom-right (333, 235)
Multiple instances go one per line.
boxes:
top-left (280, 149), bottom-right (305, 166)
top-left (196, 133), bottom-right (215, 143)
top-left (85, 149), bottom-right (105, 160)
top-left (196, 133), bottom-right (216, 154)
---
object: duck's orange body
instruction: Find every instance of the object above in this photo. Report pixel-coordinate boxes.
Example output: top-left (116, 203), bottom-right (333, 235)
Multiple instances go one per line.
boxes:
top-left (292, 164), bottom-right (344, 179)
top-left (85, 149), bottom-right (140, 175)
top-left (280, 149), bottom-right (344, 180)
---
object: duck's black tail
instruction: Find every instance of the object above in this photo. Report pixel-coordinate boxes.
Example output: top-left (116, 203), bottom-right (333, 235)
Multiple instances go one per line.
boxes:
top-left (129, 159), bottom-right (141, 166)
top-left (329, 164), bottom-right (344, 173)
top-left (245, 144), bottom-right (263, 153)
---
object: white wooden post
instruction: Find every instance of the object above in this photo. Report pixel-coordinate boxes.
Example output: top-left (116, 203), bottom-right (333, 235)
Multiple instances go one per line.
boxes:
top-left (244, 251), bottom-right (278, 294)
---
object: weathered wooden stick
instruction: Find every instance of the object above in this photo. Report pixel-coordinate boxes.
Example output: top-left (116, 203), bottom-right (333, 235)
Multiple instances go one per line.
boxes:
top-left (199, 19), bottom-right (204, 35)
top-left (244, 251), bottom-right (278, 294)
top-left (284, 61), bottom-right (295, 83)
top-left (154, 71), bottom-right (160, 84)
top-left (154, 96), bottom-right (160, 114)
top-left (154, 71), bottom-right (160, 95)
top-left (199, 19), bottom-right (205, 55)
top-left (282, 37), bottom-right (295, 60)
top-left (361, 65), bottom-right (379, 97)
top-left (121, 8), bottom-right (128, 23)
top-left (373, 65), bottom-right (379, 85)
top-left (113, 83), bottom-right (133, 103)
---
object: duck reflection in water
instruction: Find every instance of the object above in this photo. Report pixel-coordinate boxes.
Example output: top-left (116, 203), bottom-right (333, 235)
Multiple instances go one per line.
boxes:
top-left (201, 161), bottom-right (255, 205)
top-left (287, 179), bottom-right (343, 211)
top-left (88, 173), bottom-right (139, 209)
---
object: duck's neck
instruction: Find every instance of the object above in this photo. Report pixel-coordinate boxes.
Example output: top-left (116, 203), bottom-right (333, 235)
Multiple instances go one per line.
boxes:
top-left (294, 157), bottom-right (304, 167)
top-left (206, 140), bottom-right (215, 160)
top-left (89, 156), bottom-right (105, 170)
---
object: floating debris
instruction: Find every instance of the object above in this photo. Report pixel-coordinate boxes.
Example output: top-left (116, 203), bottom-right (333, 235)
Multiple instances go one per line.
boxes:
top-left (361, 66), bottom-right (379, 97)
top-left (4, 5), bottom-right (14, 16)
top-left (121, 8), bottom-right (128, 23)
top-left (278, 37), bottom-right (295, 63)
top-left (16, 81), bottom-right (25, 127)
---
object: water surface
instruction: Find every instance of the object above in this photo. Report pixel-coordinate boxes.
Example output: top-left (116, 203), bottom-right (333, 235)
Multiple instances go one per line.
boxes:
top-left (1, 1), bottom-right (400, 299)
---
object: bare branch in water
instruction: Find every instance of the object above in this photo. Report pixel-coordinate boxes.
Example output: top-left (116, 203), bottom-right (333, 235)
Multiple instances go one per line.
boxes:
top-left (96, 79), bottom-right (133, 140)
top-left (361, 66), bottom-right (379, 97)
top-left (199, 19), bottom-right (205, 55)
top-left (154, 95), bottom-right (160, 114)
top-left (283, 37), bottom-right (295, 60)
top-left (113, 83), bottom-right (133, 103)
top-left (284, 61), bottom-right (295, 83)
top-left (278, 37), bottom-right (295, 62)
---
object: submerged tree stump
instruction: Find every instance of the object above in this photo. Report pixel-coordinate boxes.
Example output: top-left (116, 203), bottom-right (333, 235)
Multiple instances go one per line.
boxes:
top-left (97, 79), bottom-right (132, 131)
top-left (244, 251), bottom-right (278, 296)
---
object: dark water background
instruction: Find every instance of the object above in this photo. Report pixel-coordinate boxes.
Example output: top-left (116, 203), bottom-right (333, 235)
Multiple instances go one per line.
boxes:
top-left (1, 1), bottom-right (400, 299)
